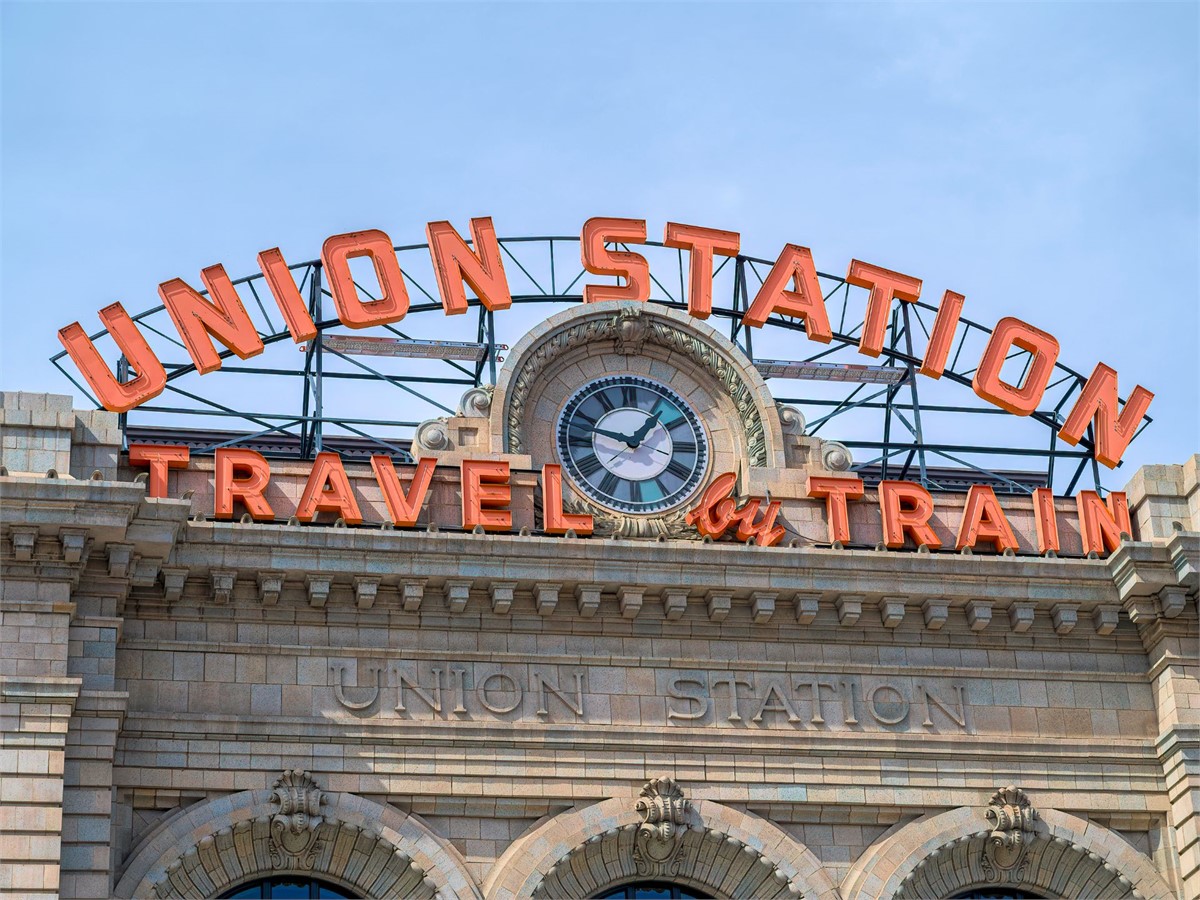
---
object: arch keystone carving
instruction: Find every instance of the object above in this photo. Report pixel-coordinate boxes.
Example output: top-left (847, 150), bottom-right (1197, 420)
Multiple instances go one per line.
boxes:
top-left (115, 782), bottom-right (481, 900)
top-left (268, 769), bottom-right (326, 870)
top-left (841, 803), bottom-right (1177, 900)
top-left (982, 785), bottom-right (1038, 884)
top-left (633, 776), bottom-right (691, 876)
top-left (485, 790), bottom-right (839, 900)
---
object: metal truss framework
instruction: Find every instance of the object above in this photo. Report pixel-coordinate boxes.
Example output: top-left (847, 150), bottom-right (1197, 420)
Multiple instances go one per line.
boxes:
top-left (50, 236), bottom-right (1152, 495)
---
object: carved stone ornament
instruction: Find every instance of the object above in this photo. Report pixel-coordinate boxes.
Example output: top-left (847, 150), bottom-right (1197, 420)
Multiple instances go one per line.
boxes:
top-left (981, 785), bottom-right (1038, 883)
top-left (414, 417), bottom-right (451, 452)
top-left (458, 384), bottom-right (494, 417)
top-left (777, 403), bottom-right (806, 435)
top-left (633, 777), bottom-right (691, 877)
top-left (268, 769), bottom-right (326, 870)
top-left (820, 440), bottom-right (853, 471)
top-left (614, 305), bottom-right (652, 356)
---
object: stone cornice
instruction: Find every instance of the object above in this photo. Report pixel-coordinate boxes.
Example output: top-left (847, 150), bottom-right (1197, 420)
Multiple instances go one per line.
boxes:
top-left (173, 520), bottom-right (1130, 606)
top-left (1166, 528), bottom-right (1199, 592)
top-left (2, 479), bottom-right (190, 604)
top-left (0, 674), bottom-right (82, 706)
top-left (114, 711), bottom-right (1167, 772)
top-left (1107, 539), bottom-right (1185, 601)
top-left (119, 638), bottom-right (1152, 680)
top-left (0, 476), bottom-right (148, 529)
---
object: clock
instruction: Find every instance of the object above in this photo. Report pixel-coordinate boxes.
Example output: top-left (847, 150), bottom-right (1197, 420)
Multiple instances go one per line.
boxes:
top-left (555, 374), bottom-right (709, 515)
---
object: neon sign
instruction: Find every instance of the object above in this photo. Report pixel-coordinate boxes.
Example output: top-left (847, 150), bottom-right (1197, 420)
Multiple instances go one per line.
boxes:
top-left (59, 217), bottom-right (1152, 469)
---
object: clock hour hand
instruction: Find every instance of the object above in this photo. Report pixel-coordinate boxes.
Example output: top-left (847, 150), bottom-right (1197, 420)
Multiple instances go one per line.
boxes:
top-left (627, 410), bottom-right (662, 447)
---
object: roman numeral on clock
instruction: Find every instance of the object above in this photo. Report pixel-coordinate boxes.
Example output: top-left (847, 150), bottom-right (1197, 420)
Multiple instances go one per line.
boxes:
top-left (577, 453), bottom-right (603, 477)
top-left (666, 459), bottom-right (692, 480)
top-left (599, 471), bottom-right (619, 496)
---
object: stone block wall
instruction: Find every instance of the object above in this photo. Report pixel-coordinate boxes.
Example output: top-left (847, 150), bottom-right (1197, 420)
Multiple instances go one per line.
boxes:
top-left (0, 391), bottom-right (120, 480)
top-left (1, 393), bottom-right (1197, 900)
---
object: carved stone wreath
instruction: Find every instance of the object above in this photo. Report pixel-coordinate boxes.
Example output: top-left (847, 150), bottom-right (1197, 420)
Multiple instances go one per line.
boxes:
top-left (508, 306), bottom-right (770, 537)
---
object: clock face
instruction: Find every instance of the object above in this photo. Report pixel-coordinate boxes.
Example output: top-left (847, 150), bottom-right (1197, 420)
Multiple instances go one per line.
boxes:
top-left (555, 374), bottom-right (709, 515)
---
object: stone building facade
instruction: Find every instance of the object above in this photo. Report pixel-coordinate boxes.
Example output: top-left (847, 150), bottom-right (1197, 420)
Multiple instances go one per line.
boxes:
top-left (1, 301), bottom-right (1197, 899)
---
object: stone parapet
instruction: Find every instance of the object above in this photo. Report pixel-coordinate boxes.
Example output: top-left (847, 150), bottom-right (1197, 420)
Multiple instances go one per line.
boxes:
top-left (0, 391), bottom-right (121, 480)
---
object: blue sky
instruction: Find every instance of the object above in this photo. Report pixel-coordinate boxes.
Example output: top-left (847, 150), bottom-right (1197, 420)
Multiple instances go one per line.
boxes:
top-left (2, 1), bottom-right (1196, 483)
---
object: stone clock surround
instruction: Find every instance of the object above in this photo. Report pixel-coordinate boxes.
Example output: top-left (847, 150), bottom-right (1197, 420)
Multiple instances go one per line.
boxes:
top-left (493, 299), bottom-right (787, 473)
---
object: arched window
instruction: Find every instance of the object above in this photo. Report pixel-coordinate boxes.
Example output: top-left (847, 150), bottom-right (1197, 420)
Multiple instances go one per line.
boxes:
top-left (950, 890), bottom-right (1047, 899)
top-left (594, 883), bottom-right (711, 899)
top-left (219, 875), bottom-right (358, 899)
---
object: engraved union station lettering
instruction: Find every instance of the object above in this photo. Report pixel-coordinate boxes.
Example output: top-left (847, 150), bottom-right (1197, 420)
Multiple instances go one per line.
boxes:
top-left (667, 675), bottom-right (968, 732)
top-left (330, 661), bottom-right (968, 733)
top-left (330, 662), bottom-right (586, 722)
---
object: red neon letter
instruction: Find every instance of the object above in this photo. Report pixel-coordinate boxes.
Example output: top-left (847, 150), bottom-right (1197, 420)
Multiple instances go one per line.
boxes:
top-left (972, 317), bottom-right (1060, 416)
top-left (845, 260), bottom-right (922, 358)
top-left (426, 217), bottom-right (512, 315)
top-left (687, 472), bottom-right (738, 538)
top-left (742, 244), bottom-right (832, 340)
top-left (806, 475), bottom-right (865, 544)
top-left (878, 480), bottom-right (942, 549)
top-left (541, 464), bottom-right (594, 535)
top-left (322, 229), bottom-right (409, 328)
top-left (955, 484), bottom-right (1018, 552)
top-left (918, 290), bottom-right (964, 379)
top-left (1059, 363), bottom-right (1154, 469)
top-left (128, 444), bottom-right (189, 499)
top-left (58, 303), bottom-right (168, 413)
top-left (371, 456), bottom-right (436, 527)
top-left (296, 452), bottom-right (363, 524)
top-left (580, 217), bottom-right (650, 303)
top-left (1033, 487), bottom-right (1060, 554)
top-left (257, 248), bottom-right (317, 342)
top-left (663, 222), bottom-right (740, 319)
top-left (1076, 490), bottom-right (1131, 556)
top-left (214, 448), bottom-right (274, 520)
top-left (462, 460), bottom-right (511, 532)
top-left (159, 264), bottom-right (265, 375)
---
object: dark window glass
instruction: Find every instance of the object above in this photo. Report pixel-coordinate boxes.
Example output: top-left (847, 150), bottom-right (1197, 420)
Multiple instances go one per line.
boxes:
top-left (594, 883), bottom-right (709, 899)
top-left (951, 890), bottom-right (1046, 899)
top-left (268, 878), bottom-right (310, 900)
top-left (218, 876), bottom-right (357, 899)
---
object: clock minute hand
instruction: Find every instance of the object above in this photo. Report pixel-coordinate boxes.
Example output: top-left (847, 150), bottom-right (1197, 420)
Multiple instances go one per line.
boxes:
top-left (591, 425), bottom-right (636, 445)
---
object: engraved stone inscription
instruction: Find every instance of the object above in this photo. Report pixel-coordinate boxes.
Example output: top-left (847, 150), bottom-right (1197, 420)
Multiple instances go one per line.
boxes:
top-left (666, 673), bottom-right (968, 732)
top-left (325, 659), bottom-right (971, 733)
top-left (329, 660), bottom-right (586, 722)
